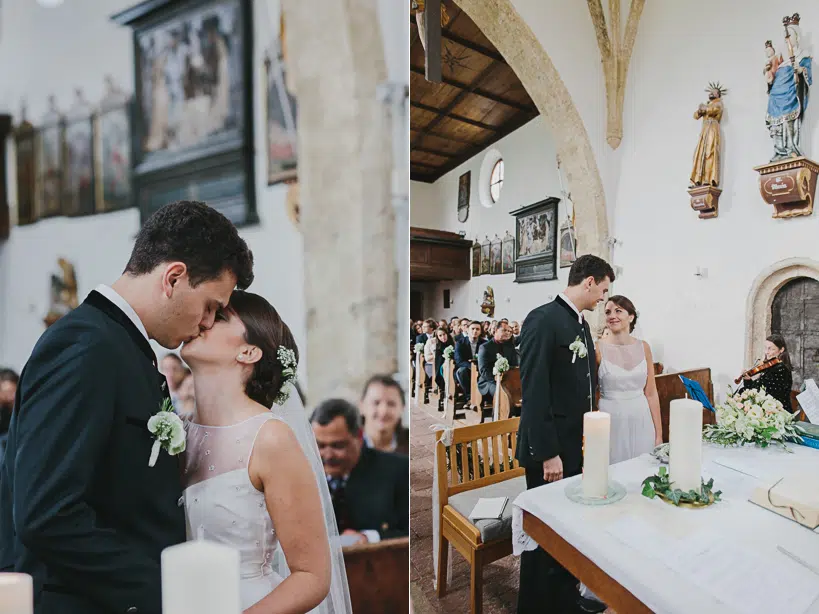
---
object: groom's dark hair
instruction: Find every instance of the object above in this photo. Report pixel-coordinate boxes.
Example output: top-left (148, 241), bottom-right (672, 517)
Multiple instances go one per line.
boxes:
top-left (568, 254), bottom-right (615, 286)
top-left (124, 200), bottom-right (254, 289)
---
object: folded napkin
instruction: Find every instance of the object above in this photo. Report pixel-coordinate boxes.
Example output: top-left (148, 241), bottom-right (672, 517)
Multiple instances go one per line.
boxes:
top-left (749, 473), bottom-right (819, 530)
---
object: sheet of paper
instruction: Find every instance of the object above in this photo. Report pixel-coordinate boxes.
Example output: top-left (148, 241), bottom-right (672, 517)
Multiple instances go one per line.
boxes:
top-left (470, 497), bottom-right (508, 520)
top-left (797, 379), bottom-right (819, 424)
top-left (606, 516), bottom-right (819, 614)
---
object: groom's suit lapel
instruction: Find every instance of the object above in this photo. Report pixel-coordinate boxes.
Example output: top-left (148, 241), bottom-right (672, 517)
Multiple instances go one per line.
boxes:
top-left (84, 290), bottom-right (170, 402)
top-left (554, 295), bottom-right (584, 333)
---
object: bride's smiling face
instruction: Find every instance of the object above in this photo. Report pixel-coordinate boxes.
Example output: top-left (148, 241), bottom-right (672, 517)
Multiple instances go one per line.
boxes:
top-left (180, 308), bottom-right (255, 368)
top-left (604, 301), bottom-right (633, 334)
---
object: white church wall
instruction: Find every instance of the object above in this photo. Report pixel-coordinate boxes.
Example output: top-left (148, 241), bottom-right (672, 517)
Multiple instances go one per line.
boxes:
top-left (503, 0), bottom-right (819, 399)
top-left (410, 117), bottom-right (571, 323)
top-left (0, 0), bottom-right (406, 377)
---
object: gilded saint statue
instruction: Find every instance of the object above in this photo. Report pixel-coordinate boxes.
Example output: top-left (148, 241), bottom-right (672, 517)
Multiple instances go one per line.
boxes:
top-left (690, 82), bottom-right (726, 187)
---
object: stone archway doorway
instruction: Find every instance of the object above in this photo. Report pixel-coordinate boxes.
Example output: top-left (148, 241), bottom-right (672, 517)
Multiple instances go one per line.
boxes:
top-left (771, 277), bottom-right (819, 389)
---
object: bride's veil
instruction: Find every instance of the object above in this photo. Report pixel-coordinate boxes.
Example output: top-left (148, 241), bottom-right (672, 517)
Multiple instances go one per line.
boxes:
top-left (270, 392), bottom-right (353, 614)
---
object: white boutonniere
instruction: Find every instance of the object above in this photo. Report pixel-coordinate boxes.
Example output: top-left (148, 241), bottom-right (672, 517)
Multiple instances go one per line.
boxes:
top-left (147, 398), bottom-right (186, 467)
top-left (569, 336), bottom-right (588, 363)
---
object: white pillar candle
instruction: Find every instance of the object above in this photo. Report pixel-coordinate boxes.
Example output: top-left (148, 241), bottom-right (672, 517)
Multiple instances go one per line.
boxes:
top-left (669, 398), bottom-right (703, 493)
top-left (582, 412), bottom-right (611, 498)
top-left (0, 573), bottom-right (33, 614)
top-left (162, 541), bottom-right (241, 614)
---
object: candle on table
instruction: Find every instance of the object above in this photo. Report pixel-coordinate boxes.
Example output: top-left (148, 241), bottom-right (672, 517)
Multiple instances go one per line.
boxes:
top-left (162, 541), bottom-right (241, 614)
top-left (0, 573), bottom-right (32, 614)
top-left (582, 411), bottom-right (611, 498)
top-left (669, 398), bottom-right (703, 492)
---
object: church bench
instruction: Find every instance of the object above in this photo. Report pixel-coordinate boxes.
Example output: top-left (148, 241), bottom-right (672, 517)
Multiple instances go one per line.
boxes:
top-left (436, 418), bottom-right (525, 614)
top-left (655, 367), bottom-right (716, 442)
top-left (493, 367), bottom-right (522, 422)
top-left (442, 358), bottom-right (457, 420)
top-left (469, 364), bottom-right (493, 420)
top-left (343, 536), bottom-right (409, 613)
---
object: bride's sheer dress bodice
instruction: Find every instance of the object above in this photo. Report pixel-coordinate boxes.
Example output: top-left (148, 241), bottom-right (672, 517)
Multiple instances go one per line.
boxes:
top-left (182, 413), bottom-right (283, 609)
top-left (597, 341), bottom-right (655, 464)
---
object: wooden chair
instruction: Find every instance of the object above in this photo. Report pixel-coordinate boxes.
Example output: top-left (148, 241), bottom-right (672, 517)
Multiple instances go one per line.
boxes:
top-left (344, 537), bottom-right (409, 613)
top-left (655, 367), bottom-right (716, 442)
top-left (436, 418), bottom-right (526, 614)
top-left (494, 367), bottom-right (522, 421)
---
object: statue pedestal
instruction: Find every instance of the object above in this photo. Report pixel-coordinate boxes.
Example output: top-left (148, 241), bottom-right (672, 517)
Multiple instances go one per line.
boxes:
top-left (687, 184), bottom-right (721, 219)
top-left (753, 156), bottom-right (819, 219)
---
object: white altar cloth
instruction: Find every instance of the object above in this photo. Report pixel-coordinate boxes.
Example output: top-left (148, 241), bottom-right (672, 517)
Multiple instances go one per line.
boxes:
top-left (512, 443), bottom-right (819, 614)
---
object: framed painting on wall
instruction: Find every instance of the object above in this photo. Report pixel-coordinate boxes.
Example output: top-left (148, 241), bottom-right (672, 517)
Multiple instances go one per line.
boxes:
top-left (559, 219), bottom-right (577, 268)
top-left (489, 235), bottom-right (502, 274)
top-left (96, 99), bottom-right (133, 213)
top-left (480, 238), bottom-right (490, 275)
top-left (510, 196), bottom-right (559, 283)
top-left (264, 47), bottom-right (298, 185)
top-left (501, 231), bottom-right (515, 273)
top-left (471, 241), bottom-right (481, 277)
top-left (63, 115), bottom-right (96, 217)
top-left (457, 171), bottom-right (470, 223)
top-left (38, 121), bottom-right (63, 219)
top-left (15, 120), bottom-right (37, 225)
top-left (113, 0), bottom-right (257, 226)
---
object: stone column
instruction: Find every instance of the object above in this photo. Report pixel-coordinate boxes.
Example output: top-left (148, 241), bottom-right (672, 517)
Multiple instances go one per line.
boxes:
top-left (282, 0), bottom-right (397, 404)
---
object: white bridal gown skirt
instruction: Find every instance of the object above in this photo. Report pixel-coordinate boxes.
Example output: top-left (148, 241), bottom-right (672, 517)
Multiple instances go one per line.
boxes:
top-left (599, 390), bottom-right (655, 465)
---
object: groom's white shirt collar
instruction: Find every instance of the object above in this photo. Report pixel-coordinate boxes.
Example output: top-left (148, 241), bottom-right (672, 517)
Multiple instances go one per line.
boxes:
top-left (557, 292), bottom-right (584, 324)
top-left (95, 284), bottom-right (149, 342)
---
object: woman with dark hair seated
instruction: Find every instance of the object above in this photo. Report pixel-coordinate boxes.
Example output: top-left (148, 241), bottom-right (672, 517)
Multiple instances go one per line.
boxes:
top-left (740, 333), bottom-right (794, 411)
top-left (359, 374), bottom-right (409, 455)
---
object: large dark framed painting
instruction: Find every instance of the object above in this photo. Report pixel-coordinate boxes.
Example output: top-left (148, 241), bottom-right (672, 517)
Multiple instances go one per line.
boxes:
top-left (95, 100), bottom-right (133, 212)
top-left (15, 120), bottom-right (37, 225)
top-left (457, 171), bottom-right (470, 223)
top-left (471, 242), bottom-right (481, 277)
top-left (63, 115), bottom-right (95, 217)
top-left (113, 0), bottom-right (257, 227)
top-left (510, 197), bottom-right (559, 283)
top-left (264, 47), bottom-right (297, 185)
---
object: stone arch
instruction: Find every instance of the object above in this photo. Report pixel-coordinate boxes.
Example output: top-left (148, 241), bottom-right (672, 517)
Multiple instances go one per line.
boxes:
top-left (453, 0), bottom-right (609, 258)
top-left (281, 0), bottom-right (397, 403)
top-left (745, 258), bottom-right (819, 368)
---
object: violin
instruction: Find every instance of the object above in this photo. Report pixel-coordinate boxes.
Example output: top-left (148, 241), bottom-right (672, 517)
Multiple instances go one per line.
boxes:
top-left (734, 357), bottom-right (782, 384)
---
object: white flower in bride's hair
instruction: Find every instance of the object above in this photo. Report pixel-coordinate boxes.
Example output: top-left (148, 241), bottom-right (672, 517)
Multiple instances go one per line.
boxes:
top-left (147, 398), bottom-right (186, 467)
top-left (569, 336), bottom-right (587, 363)
top-left (273, 346), bottom-right (299, 406)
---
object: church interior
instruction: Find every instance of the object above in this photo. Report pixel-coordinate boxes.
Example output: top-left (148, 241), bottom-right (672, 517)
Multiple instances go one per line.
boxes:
top-left (409, 1), bottom-right (819, 613)
top-left (0, 0), bottom-right (409, 612)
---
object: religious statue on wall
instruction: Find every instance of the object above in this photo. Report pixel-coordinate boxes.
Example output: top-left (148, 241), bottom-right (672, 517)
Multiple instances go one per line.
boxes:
top-left (754, 14), bottom-right (818, 219)
top-left (480, 286), bottom-right (495, 318)
top-left (44, 258), bottom-right (79, 327)
top-left (687, 82), bottom-right (725, 219)
top-left (765, 16), bottom-right (812, 162)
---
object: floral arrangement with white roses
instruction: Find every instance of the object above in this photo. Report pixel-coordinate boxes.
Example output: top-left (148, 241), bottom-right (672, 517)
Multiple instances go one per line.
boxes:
top-left (442, 345), bottom-right (455, 361)
top-left (414, 342), bottom-right (425, 354)
top-left (493, 355), bottom-right (510, 377)
top-left (702, 387), bottom-right (804, 449)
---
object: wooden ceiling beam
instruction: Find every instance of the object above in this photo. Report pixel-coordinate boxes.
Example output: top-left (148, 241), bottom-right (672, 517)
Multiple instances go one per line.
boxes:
top-left (410, 160), bottom-right (440, 170)
top-left (411, 18), bottom-right (507, 65)
top-left (410, 172), bottom-right (437, 183)
top-left (411, 100), bottom-right (498, 132)
top-left (413, 146), bottom-right (456, 158)
top-left (411, 128), bottom-right (478, 146)
top-left (410, 66), bottom-right (535, 113)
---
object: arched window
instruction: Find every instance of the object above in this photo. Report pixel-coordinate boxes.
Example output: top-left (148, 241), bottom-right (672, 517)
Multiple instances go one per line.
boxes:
top-left (489, 158), bottom-right (504, 203)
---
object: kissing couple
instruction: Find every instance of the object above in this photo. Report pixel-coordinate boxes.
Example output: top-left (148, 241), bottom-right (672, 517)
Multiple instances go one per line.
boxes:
top-left (0, 201), bottom-right (352, 614)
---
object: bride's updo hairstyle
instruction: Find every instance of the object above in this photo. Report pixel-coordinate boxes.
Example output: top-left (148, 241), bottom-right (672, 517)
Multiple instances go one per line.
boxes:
top-left (227, 290), bottom-right (299, 408)
top-left (606, 295), bottom-right (638, 333)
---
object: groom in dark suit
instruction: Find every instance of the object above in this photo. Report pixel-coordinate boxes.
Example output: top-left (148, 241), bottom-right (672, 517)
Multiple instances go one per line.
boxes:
top-left (0, 201), bottom-right (254, 614)
top-left (516, 255), bottom-right (615, 614)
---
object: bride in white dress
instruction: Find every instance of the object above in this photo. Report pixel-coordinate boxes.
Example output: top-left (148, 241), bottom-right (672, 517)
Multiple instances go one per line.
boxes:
top-left (180, 290), bottom-right (352, 613)
top-left (597, 295), bottom-right (663, 464)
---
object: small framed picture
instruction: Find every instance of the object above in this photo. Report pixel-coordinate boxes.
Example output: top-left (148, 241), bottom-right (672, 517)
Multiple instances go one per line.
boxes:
top-left (490, 236), bottom-right (502, 274)
top-left (472, 242), bottom-right (481, 277)
top-left (480, 242), bottom-right (490, 275)
top-left (501, 232), bottom-right (515, 273)
top-left (559, 219), bottom-right (577, 268)
top-left (63, 114), bottom-right (96, 217)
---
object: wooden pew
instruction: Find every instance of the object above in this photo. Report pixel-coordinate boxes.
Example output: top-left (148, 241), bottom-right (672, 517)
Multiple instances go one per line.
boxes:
top-left (470, 364), bottom-right (482, 412)
top-left (655, 367), bottom-right (716, 443)
top-left (344, 537), bottom-right (409, 613)
top-left (494, 367), bottom-right (522, 421)
top-left (442, 358), bottom-right (457, 420)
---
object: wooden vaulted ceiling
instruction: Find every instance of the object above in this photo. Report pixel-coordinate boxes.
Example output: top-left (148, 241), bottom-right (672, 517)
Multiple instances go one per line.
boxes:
top-left (410, 1), bottom-right (539, 183)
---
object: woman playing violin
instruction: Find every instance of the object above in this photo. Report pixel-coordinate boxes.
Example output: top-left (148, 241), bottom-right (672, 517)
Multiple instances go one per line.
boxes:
top-left (739, 334), bottom-right (793, 411)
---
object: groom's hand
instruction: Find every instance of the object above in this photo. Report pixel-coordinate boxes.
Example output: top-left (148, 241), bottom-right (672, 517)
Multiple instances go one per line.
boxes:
top-left (542, 456), bottom-right (563, 482)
